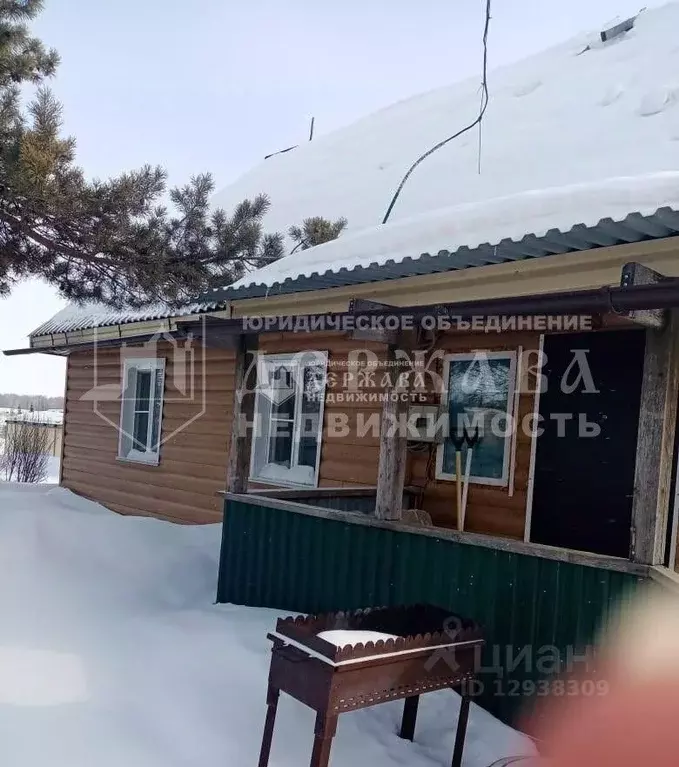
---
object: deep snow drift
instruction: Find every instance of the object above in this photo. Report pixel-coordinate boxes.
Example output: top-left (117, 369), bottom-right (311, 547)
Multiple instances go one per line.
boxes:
top-left (0, 485), bottom-right (536, 766)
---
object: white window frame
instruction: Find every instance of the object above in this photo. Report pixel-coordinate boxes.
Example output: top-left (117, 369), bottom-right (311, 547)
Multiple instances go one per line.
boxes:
top-left (435, 351), bottom-right (517, 487)
top-left (249, 351), bottom-right (328, 488)
top-left (117, 358), bottom-right (166, 466)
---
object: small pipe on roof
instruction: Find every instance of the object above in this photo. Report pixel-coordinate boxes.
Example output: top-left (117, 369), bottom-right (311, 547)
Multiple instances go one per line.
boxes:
top-left (600, 15), bottom-right (636, 43)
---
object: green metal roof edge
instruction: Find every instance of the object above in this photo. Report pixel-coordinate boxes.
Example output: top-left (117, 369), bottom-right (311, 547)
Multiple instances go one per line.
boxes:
top-left (202, 207), bottom-right (679, 303)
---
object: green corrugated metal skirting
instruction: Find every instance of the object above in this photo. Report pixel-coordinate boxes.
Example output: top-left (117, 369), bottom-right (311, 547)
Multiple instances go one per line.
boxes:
top-left (295, 495), bottom-right (376, 514)
top-left (217, 499), bottom-right (645, 724)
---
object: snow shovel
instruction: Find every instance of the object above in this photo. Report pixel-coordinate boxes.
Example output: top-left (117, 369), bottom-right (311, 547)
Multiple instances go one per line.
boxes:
top-left (449, 430), bottom-right (467, 531)
top-left (459, 427), bottom-right (481, 532)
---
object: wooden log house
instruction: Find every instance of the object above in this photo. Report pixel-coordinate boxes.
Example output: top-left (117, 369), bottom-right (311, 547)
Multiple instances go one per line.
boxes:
top-left (10, 230), bottom-right (679, 722)
top-left (9, 5), bottom-right (679, 720)
top-left (9, 217), bottom-right (679, 724)
top-left (9, 233), bottom-right (679, 555)
top-left (10, 207), bottom-right (679, 716)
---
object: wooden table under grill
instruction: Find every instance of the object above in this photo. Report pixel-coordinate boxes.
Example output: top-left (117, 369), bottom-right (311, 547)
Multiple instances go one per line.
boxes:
top-left (257, 604), bottom-right (485, 767)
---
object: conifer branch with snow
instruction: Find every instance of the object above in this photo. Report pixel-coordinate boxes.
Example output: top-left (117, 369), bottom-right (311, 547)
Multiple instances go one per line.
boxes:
top-left (0, 0), bottom-right (285, 307)
top-left (289, 216), bottom-right (348, 252)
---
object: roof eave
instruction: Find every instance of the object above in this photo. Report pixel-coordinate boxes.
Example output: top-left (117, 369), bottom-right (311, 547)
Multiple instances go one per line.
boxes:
top-left (28, 301), bottom-right (229, 341)
top-left (26, 305), bottom-right (231, 351)
top-left (204, 208), bottom-right (679, 304)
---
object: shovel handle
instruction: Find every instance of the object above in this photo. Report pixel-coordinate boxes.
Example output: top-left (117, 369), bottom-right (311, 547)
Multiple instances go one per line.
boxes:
top-left (455, 451), bottom-right (463, 530)
top-left (460, 449), bottom-right (473, 531)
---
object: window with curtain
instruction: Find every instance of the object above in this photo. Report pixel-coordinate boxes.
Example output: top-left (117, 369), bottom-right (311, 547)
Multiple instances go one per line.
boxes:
top-left (250, 351), bottom-right (328, 487)
top-left (118, 358), bottom-right (165, 465)
top-left (436, 351), bottom-right (517, 485)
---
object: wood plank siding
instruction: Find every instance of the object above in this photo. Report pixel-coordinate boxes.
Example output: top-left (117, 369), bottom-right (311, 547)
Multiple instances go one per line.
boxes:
top-left (61, 329), bottom-right (538, 534)
top-left (256, 331), bottom-right (387, 489)
top-left (61, 343), bottom-right (235, 524)
top-left (257, 330), bottom-right (539, 539)
top-left (406, 331), bottom-right (539, 540)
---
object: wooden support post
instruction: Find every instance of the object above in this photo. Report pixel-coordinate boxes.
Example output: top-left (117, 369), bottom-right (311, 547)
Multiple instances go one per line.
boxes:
top-left (375, 345), bottom-right (408, 521)
top-left (631, 313), bottom-right (679, 564)
top-left (227, 334), bottom-right (257, 494)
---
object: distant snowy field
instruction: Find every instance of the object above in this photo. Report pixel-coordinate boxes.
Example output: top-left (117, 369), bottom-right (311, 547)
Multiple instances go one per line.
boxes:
top-left (0, 485), bottom-right (537, 767)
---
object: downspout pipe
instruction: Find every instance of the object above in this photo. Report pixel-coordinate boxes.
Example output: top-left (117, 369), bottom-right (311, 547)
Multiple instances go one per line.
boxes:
top-left (363, 280), bottom-right (679, 321)
top-left (15, 279), bottom-right (679, 356)
top-left (191, 279), bottom-right (679, 336)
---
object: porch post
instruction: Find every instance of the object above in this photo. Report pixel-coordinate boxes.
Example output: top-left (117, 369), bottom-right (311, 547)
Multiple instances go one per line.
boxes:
top-left (227, 334), bottom-right (257, 494)
top-left (631, 313), bottom-right (679, 564)
top-left (375, 345), bottom-right (408, 520)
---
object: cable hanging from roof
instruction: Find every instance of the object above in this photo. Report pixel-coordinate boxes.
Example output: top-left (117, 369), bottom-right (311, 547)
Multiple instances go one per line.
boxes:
top-left (381, 0), bottom-right (492, 225)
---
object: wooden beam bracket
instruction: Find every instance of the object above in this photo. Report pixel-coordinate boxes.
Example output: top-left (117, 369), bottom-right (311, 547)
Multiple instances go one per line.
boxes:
top-left (619, 262), bottom-right (668, 330)
top-left (349, 298), bottom-right (399, 345)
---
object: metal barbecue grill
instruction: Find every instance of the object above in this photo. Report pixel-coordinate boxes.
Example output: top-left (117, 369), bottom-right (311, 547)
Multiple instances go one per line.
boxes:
top-left (257, 603), bottom-right (485, 767)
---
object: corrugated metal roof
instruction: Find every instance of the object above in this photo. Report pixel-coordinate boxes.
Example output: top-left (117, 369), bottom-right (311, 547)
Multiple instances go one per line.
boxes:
top-left (30, 300), bottom-right (223, 338)
top-left (5, 409), bottom-right (64, 425)
top-left (204, 207), bottom-right (679, 302)
top-left (28, 208), bottom-right (679, 340)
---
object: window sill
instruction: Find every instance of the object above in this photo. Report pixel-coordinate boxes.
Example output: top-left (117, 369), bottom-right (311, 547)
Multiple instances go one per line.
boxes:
top-left (249, 475), bottom-right (317, 490)
top-left (116, 454), bottom-right (160, 467)
top-left (435, 473), bottom-right (508, 487)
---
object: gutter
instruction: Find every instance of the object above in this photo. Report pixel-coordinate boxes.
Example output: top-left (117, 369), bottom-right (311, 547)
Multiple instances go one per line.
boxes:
top-left (3, 329), bottom-right (192, 356)
top-left (9, 278), bottom-right (679, 357)
top-left (180, 279), bottom-right (679, 338)
top-left (353, 280), bottom-right (679, 320)
top-left (5, 307), bottom-right (230, 357)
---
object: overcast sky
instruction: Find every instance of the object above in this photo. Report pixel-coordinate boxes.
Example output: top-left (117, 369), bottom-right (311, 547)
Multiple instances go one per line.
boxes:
top-left (0, 0), bottom-right (651, 396)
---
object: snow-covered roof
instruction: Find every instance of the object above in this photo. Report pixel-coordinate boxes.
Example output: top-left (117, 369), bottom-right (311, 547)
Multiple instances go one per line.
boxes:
top-left (30, 300), bottom-right (222, 338)
top-left (209, 4), bottom-right (679, 298)
top-left (5, 409), bottom-right (63, 425)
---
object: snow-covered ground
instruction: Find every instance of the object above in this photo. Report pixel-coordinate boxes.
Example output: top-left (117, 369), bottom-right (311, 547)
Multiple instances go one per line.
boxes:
top-left (0, 485), bottom-right (537, 767)
top-left (44, 455), bottom-right (60, 483)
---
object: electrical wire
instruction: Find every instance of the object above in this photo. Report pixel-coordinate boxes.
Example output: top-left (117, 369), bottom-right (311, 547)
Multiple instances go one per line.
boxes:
top-left (381, 0), bottom-right (492, 225)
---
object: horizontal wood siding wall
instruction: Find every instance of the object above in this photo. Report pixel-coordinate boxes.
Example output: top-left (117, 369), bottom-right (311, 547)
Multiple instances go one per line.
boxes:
top-left (411, 331), bottom-right (540, 540)
top-left (62, 343), bottom-right (235, 523)
top-left (61, 329), bottom-right (537, 531)
top-left (257, 330), bottom-right (538, 540)
top-left (257, 331), bottom-right (388, 489)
